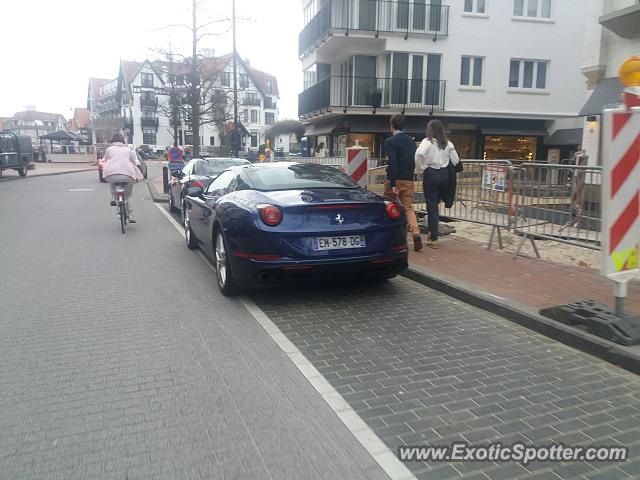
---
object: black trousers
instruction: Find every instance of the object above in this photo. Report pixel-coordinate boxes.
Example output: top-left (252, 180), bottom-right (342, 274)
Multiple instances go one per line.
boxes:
top-left (423, 167), bottom-right (449, 241)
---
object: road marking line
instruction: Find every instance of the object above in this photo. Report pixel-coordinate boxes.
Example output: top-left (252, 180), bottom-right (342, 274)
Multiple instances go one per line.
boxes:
top-left (154, 201), bottom-right (418, 480)
top-left (68, 188), bottom-right (95, 192)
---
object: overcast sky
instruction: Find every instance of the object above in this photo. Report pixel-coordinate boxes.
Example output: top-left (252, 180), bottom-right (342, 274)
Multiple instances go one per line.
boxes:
top-left (0, 0), bottom-right (302, 120)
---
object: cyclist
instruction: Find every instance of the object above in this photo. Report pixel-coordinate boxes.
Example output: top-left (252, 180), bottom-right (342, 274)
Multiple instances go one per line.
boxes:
top-left (102, 132), bottom-right (143, 223)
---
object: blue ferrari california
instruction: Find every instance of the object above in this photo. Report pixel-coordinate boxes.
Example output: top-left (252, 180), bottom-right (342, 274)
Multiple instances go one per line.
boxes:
top-left (183, 162), bottom-right (409, 295)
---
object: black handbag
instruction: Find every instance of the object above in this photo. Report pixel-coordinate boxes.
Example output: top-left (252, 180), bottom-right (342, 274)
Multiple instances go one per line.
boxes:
top-left (455, 160), bottom-right (463, 173)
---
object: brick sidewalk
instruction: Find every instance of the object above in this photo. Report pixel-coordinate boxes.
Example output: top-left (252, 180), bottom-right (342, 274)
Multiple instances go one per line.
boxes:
top-left (408, 234), bottom-right (640, 316)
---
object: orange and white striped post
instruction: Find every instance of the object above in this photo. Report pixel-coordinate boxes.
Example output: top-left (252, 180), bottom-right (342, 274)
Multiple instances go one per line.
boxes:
top-left (600, 58), bottom-right (640, 315)
top-left (346, 142), bottom-right (369, 189)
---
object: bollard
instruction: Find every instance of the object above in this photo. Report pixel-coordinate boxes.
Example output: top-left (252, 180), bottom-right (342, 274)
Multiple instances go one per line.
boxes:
top-left (162, 166), bottom-right (169, 194)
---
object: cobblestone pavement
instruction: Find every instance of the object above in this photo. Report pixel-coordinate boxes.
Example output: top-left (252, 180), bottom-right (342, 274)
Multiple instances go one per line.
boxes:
top-left (252, 280), bottom-right (640, 480)
top-left (0, 172), bottom-right (390, 480)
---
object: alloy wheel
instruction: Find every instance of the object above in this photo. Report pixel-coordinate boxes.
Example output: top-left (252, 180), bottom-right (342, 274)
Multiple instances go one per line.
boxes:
top-left (215, 233), bottom-right (227, 287)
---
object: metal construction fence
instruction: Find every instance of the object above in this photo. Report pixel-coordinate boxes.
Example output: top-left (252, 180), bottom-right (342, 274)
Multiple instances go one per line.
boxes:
top-left (512, 163), bottom-right (602, 257)
top-left (276, 156), bottom-right (604, 255)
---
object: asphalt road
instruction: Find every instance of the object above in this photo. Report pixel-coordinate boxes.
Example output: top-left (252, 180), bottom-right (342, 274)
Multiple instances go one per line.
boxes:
top-left (1, 170), bottom-right (640, 480)
top-left (0, 171), bottom-right (391, 480)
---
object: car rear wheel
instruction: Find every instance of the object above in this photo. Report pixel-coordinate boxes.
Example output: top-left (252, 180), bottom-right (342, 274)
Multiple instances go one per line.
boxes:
top-left (18, 164), bottom-right (28, 177)
top-left (184, 207), bottom-right (198, 250)
top-left (98, 171), bottom-right (106, 183)
top-left (215, 231), bottom-right (237, 296)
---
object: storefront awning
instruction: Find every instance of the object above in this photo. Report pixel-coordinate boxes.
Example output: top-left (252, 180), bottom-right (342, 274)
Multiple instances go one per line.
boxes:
top-left (544, 128), bottom-right (583, 146)
top-left (480, 127), bottom-right (548, 137)
top-left (304, 118), bottom-right (345, 136)
top-left (579, 77), bottom-right (624, 116)
top-left (347, 115), bottom-right (392, 133)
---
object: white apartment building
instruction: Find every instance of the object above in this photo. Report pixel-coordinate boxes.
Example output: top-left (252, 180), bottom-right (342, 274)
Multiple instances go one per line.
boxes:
top-left (88, 52), bottom-right (280, 152)
top-left (299, 0), bottom-right (589, 161)
top-left (578, 0), bottom-right (639, 166)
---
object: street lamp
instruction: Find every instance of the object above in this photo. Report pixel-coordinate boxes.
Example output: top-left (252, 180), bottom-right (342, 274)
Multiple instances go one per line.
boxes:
top-left (232, 0), bottom-right (239, 157)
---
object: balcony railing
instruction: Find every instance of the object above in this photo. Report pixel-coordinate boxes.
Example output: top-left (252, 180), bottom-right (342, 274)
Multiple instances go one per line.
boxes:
top-left (140, 97), bottom-right (158, 109)
top-left (242, 97), bottom-right (261, 106)
top-left (95, 98), bottom-right (120, 115)
top-left (299, 0), bottom-right (449, 57)
top-left (141, 118), bottom-right (159, 128)
top-left (299, 76), bottom-right (446, 117)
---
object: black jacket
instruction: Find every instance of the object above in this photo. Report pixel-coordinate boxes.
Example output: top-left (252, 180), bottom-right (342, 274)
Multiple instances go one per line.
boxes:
top-left (385, 132), bottom-right (416, 187)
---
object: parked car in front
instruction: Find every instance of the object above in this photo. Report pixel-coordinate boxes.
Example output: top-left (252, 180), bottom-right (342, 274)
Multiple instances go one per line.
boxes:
top-left (182, 162), bottom-right (408, 295)
top-left (168, 157), bottom-right (250, 215)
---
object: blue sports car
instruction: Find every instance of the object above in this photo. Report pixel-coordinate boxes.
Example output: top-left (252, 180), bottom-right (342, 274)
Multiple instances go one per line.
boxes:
top-left (183, 162), bottom-right (409, 295)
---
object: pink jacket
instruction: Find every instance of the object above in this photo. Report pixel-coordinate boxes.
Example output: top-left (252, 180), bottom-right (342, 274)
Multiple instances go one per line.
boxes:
top-left (102, 143), bottom-right (141, 180)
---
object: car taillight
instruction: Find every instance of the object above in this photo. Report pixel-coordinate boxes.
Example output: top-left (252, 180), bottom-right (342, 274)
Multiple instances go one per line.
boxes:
top-left (258, 204), bottom-right (282, 226)
top-left (191, 180), bottom-right (204, 188)
top-left (386, 201), bottom-right (402, 220)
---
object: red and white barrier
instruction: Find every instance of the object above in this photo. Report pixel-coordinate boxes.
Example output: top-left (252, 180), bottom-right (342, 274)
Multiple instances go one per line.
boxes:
top-left (347, 146), bottom-right (369, 189)
top-left (601, 91), bottom-right (639, 285)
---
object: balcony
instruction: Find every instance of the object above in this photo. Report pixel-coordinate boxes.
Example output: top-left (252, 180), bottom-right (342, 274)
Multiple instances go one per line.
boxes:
top-left (140, 97), bottom-right (158, 110)
top-left (299, 76), bottom-right (446, 117)
top-left (242, 97), bottom-right (261, 106)
top-left (95, 98), bottom-right (120, 115)
top-left (599, 2), bottom-right (640, 38)
top-left (299, 0), bottom-right (449, 58)
top-left (141, 118), bottom-right (159, 128)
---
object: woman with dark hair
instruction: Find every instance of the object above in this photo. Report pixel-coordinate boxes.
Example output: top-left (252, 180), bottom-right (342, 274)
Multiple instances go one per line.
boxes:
top-left (102, 132), bottom-right (144, 223)
top-left (415, 120), bottom-right (459, 248)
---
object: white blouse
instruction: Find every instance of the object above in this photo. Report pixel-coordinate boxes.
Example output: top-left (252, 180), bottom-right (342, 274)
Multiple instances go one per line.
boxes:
top-left (415, 139), bottom-right (460, 174)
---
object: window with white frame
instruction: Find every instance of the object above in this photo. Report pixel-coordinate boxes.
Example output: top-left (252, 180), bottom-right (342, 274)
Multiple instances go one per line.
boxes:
top-left (513, 0), bottom-right (551, 18)
top-left (464, 0), bottom-right (486, 14)
top-left (243, 110), bottom-right (249, 123)
top-left (265, 113), bottom-right (275, 126)
top-left (460, 56), bottom-right (484, 87)
top-left (509, 59), bottom-right (548, 89)
top-left (221, 72), bottom-right (230, 87)
top-left (250, 110), bottom-right (258, 123)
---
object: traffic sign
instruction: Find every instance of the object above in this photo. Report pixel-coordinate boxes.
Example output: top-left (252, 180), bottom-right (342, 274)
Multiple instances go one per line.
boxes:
top-left (168, 146), bottom-right (183, 162)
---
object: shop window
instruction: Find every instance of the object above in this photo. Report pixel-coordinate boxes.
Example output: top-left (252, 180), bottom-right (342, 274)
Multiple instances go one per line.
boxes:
top-left (483, 136), bottom-right (537, 161)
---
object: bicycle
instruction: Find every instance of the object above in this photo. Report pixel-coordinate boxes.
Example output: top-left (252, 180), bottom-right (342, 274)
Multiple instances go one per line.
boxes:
top-left (113, 182), bottom-right (129, 234)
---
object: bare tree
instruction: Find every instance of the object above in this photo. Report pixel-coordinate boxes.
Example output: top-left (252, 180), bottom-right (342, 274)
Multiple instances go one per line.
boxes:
top-left (152, 46), bottom-right (185, 147)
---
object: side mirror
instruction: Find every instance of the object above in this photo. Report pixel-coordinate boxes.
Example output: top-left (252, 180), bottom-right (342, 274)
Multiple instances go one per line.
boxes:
top-left (187, 186), bottom-right (204, 198)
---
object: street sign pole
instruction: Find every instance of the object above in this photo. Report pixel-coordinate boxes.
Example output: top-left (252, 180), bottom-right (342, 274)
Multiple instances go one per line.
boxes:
top-left (232, 0), bottom-right (239, 157)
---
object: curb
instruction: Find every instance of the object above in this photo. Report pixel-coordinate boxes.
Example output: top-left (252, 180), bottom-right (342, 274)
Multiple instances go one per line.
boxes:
top-left (0, 168), bottom-right (95, 182)
top-left (147, 180), bottom-right (169, 204)
top-left (402, 265), bottom-right (640, 375)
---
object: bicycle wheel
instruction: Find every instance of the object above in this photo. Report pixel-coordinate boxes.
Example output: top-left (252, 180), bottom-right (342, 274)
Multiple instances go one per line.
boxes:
top-left (119, 201), bottom-right (126, 234)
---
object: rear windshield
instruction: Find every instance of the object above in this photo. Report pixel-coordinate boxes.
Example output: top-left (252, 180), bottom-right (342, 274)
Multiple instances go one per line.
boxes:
top-left (245, 163), bottom-right (359, 191)
top-left (200, 159), bottom-right (248, 175)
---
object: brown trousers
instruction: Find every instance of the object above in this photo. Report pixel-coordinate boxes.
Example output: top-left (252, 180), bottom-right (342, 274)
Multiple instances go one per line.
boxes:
top-left (384, 180), bottom-right (420, 237)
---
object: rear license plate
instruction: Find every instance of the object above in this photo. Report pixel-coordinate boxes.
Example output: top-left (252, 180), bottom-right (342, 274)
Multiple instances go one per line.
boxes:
top-left (315, 235), bottom-right (366, 251)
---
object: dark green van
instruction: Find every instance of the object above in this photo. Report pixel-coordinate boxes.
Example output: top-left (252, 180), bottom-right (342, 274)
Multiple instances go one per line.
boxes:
top-left (0, 132), bottom-right (33, 178)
